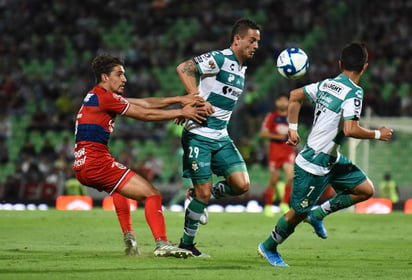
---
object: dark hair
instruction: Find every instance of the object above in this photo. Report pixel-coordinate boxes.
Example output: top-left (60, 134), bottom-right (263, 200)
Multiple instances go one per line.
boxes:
top-left (91, 54), bottom-right (124, 83)
top-left (277, 93), bottom-right (289, 99)
top-left (230, 18), bottom-right (260, 44)
top-left (340, 42), bottom-right (368, 73)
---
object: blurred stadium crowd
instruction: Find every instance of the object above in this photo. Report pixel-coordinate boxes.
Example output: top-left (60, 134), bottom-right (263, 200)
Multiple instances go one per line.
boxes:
top-left (0, 0), bottom-right (411, 202)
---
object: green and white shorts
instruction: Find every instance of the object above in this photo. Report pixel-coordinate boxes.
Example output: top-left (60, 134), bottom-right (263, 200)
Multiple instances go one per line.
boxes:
top-left (181, 130), bottom-right (247, 185)
top-left (291, 154), bottom-right (367, 214)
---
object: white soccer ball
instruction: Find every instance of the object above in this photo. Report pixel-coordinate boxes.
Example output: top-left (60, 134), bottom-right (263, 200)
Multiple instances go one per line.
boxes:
top-left (276, 47), bottom-right (309, 80)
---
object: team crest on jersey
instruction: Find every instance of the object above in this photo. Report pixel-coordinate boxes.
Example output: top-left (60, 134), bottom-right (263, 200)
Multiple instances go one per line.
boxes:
top-left (114, 162), bottom-right (127, 169)
top-left (191, 161), bottom-right (199, 173)
top-left (208, 60), bottom-right (216, 69)
top-left (299, 198), bottom-right (309, 209)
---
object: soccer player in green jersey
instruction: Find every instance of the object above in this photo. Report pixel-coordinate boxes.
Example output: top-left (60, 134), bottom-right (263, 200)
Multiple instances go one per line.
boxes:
top-left (258, 42), bottom-right (394, 266)
top-left (175, 18), bottom-right (260, 257)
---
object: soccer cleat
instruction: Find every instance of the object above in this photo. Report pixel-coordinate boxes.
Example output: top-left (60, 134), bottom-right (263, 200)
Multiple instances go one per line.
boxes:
top-left (178, 239), bottom-right (210, 258)
top-left (257, 243), bottom-right (288, 267)
top-left (124, 232), bottom-right (140, 256)
top-left (305, 212), bottom-right (328, 239)
top-left (186, 188), bottom-right (209, 225)
top-left (154, 240), bottom-right (193, 258)
top-left (264, 205), bottom-right (275, 217)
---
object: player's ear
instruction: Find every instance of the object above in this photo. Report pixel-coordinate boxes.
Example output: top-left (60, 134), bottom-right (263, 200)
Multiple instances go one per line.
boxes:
top-left (101, 73), bottom-right (109, 82)
top-left (362, 62), bottom-right (369, 73)
top-left (234, 34), bottom-right (241, 45)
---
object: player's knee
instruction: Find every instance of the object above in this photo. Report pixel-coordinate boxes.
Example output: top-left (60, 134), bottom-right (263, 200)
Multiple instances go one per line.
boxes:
top-left (356, 181), bottom-right (375, 201)
top-left (363, 184), bottom-right (374, 199)
top-left (236, 181), bottom-right (250, 194)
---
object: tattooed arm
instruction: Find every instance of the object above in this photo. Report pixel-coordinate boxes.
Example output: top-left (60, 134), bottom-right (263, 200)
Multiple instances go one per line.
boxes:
top-left (176, 59), bottom-right (199, 95)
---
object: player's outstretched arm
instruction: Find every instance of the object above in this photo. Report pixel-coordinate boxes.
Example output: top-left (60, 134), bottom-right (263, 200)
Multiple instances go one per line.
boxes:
top-left (126, 95), bottom-right (206, 109)
top-left (124, 102), bottom-right (208, 123)
top-left (343, 120), bottom-right (393, 141)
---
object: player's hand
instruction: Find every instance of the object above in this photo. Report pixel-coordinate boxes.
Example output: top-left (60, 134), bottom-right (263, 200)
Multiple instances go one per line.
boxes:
top-left (174, 117), bottom-right (186, 126)
top-left (180, 94), bottom-right (205, 106)
top-left (286, 129), bottom-right (300, 146)
top-left (377, 126), bottom-right (393, 141)
top-left (180, 95), bottom-right (215, 115)
top-left (181, 102), bottom-right (208, 123)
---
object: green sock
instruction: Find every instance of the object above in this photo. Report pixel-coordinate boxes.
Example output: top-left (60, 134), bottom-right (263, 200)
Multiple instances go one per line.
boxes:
top-left (262, 215), bottom-right (295, 250)
top-left (211, 181), bottom-right (240, 199)
top-left (312, 194), bottom-right (354, 220)
top-left (182, 198), bottom-right (207, 245)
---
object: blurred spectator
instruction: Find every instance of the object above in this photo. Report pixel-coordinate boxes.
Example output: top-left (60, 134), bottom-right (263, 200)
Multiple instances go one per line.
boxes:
top-left (401, 90), bottom-right (412, 116)
top-left (0, 113), bottom-right (12, 141)
top-left (385, 89), bottom-right (402, 116)
top-left (64, 169), bottom-right (88, 196)
top-left (19, 138), bottom-right (37, 159)
top-left (19, 154), bottom-right (42, 183)
top-left (250, 138), bottom-right (268, 167)
top-left (0, 138), bottom-right (9, 164)
top-left (2, 174), bottom-right (21, 200)
top-left (137, 152), bottom-right (163, 182)
top-left (39, 139), bottom-right (58, 161)
top-left (379, 172), bottom-right (399, 205)
top-left (27, 106), bottom-right (49, 133)
top-left (56, 136), bottom-right (74, 162)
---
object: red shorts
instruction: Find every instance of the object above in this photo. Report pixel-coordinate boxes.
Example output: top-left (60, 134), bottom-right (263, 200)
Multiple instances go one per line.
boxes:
top-left (268, 152), bottom-right (295, 171)
top-left (74, 154), bottom-right (135, 195)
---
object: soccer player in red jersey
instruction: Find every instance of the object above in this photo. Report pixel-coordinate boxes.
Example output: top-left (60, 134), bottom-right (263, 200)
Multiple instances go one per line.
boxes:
top-left (261, 94), bottom-right (295, 216)
top-left (73, 54), bottom-right (212, 257)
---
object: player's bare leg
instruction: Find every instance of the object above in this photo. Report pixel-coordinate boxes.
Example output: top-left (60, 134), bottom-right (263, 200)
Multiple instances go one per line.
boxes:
top-left (119, 175), bottom-right (192, 258)
top-left (307, 179), bottom-right (374, 239)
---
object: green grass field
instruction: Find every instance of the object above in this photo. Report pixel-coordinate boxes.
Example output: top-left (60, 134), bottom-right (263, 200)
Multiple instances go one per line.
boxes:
top-left (0, 209), bottom-right (411, 280)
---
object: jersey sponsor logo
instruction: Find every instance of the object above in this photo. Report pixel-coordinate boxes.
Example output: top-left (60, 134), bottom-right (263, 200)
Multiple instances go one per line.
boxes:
top-left (222, 86), bottom-right (241, 98)
top-left (74, 147), bottom-right (86, 158)
top-left (354, 89), bottom-right (363, 99)
top-left (194, 53), bottom-right (211, 64)
top-left (114, 161), bottom-right (126, 169)
top-left (321, 81), bottom-right (343, 94)
top-left (353, 98), bottom-right (361, 117)
top-left (73, 156), bottom-right (86, 167)
top-left (73, 147), bottom-right (86, 167)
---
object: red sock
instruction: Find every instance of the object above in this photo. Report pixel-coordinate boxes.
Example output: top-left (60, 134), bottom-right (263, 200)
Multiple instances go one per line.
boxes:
top-left (281, 184), bottom-right (292, 204)
top-left (264, 187), bottom-right (275, 206)
top-left (145, 195), bottom-right (168, 242)
top-left (112, 192), bottom-right (133, 234)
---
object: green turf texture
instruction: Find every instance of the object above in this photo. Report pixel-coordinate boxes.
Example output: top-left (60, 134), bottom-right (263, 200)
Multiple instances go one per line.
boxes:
top-left (0, 209), bottom-right (411, 279)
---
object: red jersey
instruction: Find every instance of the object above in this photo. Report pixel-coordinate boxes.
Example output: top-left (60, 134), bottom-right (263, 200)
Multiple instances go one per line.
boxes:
top-left (262, 111), bottom-right (294, 168)
top-left (73, 86), bottom-right (134, 194)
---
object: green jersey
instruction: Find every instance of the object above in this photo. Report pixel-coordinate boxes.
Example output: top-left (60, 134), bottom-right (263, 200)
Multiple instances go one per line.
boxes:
top-left (184, 48), bottom-right (246, 139)
top-left (296, 74), bottom-right (364, 175)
